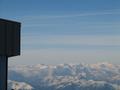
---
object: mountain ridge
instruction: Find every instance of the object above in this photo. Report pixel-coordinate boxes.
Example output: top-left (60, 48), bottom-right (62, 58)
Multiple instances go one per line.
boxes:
top-left (8, 62), bottom-right (120, 90)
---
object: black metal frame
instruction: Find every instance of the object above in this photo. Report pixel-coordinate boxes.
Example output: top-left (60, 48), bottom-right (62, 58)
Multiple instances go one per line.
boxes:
top-left (0, 56), bottom-right (8, 90)
top-left (0, 18), bottom-right (21, 90)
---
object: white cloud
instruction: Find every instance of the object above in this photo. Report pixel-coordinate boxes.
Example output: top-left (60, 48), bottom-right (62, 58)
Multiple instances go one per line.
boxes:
top-left (20, 9), bottom-right (120, 21)
top-left (22, 35), bottom-right (120, 46)
top-left (10, 8), bottom-right (120, 65)
top-left (10, 34), bottom-right (120, 65)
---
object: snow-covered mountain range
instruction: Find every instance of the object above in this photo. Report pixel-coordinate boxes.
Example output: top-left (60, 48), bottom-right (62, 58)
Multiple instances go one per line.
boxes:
top-left (8, 63), bottom-right (120, 90)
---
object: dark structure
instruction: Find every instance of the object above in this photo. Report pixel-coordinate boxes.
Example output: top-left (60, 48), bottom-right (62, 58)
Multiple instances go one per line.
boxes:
top-left (0, 18), bottom-right (21, 90)
top-left (0, 18), bottom-right (21, 57)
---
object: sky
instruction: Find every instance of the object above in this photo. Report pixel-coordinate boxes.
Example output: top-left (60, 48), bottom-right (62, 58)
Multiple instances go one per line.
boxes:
top-left (0, 0), bottom-right (120, 65)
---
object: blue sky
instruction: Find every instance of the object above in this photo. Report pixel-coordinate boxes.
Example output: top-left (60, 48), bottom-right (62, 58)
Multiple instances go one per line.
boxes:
top-left (0, 0), bottom-right (120, 65)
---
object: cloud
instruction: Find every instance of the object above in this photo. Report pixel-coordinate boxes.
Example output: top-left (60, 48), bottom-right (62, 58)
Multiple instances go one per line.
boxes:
top-left (22, 35), bottom-right (120, 48)
top-left (21, 9), bottom-right (120, 20)
top-left (9, 34), bottom-right (120, 65)
top-left (9, 9), bottom-right (120, 65)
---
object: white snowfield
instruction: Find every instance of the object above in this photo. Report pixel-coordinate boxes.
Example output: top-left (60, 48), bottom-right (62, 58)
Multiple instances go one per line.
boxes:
top-left (8, 63), bottom-right (120, 90)
top-left (8, 80), bottom-right (33, 90)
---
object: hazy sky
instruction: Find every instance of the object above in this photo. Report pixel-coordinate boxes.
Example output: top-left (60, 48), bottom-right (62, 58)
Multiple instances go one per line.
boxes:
top-left (0, 0), bottom-right (120, 65)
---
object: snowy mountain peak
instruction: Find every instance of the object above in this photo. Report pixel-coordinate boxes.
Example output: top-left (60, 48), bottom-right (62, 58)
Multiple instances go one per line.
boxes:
top-left (8, 80), bottom-right (33, 90)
